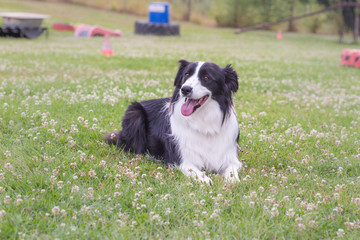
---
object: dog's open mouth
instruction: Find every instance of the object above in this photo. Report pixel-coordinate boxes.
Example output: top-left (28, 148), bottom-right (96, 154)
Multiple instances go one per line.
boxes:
top-left (181, 95), bottom-right (209, 116)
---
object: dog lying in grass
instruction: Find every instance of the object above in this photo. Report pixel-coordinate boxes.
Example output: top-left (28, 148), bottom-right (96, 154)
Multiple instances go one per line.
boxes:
top-left (106, 60), bottom-right (241, 184)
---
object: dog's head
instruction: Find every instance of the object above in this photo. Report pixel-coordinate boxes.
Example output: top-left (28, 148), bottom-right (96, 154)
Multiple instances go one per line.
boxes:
top-left (171, 60), bottom-right (238, 117)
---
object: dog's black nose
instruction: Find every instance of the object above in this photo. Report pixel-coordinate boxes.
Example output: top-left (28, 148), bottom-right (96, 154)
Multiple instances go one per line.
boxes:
top-left (181, 86), bottom-right (192, 96)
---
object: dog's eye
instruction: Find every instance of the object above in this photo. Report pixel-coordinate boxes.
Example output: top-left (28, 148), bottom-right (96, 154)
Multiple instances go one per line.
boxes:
top-left (184, 73), bottom-right (190, 78)
top-left (203, 76), bottom-right (209, 81)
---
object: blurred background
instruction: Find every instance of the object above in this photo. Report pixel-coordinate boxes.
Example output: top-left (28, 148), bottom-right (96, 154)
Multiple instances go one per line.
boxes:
top-left (31, 0), bottom-right (358, 36)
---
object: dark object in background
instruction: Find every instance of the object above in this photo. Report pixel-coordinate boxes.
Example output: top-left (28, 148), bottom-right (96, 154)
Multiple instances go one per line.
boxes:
top-left (135, 21), bottom-right (179, 36)
top-left (0, 12), bottom-right (49, 39)
top-left (342, 0), bottom-right (357, 30)
top-left (317, 0), bottom-right (359, 44)
top-left (135, 2), bottom-right (180, 36)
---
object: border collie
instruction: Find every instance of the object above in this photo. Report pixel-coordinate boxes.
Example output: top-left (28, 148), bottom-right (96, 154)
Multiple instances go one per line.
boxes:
top-left (106, 60), bottom-right (241, 184)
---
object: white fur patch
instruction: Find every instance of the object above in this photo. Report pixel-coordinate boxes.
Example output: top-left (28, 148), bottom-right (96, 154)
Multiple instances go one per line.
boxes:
top-left (180, 62), bottom-right (210, 100)
top-left (170, 89), bottom-right (241, 183)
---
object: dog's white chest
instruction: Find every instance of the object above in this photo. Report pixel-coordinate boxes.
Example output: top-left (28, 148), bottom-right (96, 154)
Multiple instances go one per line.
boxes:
top-left (170, 100), bottom-right (239, 173)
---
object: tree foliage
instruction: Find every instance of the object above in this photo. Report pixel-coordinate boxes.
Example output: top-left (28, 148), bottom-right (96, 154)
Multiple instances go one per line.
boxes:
top-left (212, 0), bottom-right (325, 28)
top-left (42, 0), bottom-right (359, 34)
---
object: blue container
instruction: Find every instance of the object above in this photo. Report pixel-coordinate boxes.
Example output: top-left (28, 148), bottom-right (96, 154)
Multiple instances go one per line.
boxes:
top-left (149, 2), bottom-right (170, 24)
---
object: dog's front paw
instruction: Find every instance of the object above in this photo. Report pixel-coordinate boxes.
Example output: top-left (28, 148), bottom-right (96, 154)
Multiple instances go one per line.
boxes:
top-left (224, 170), bottom-right (240, 183)
top-left (181, 166), bottom-right (213, 185)
top-left (198, 173), bottom-right (213, 185)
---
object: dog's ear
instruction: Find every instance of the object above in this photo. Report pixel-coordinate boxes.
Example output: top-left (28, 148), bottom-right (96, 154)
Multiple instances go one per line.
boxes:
top-left (224, 64), bottom-right (238, 93)
top-left (174, 59), bottom-right (190, 88)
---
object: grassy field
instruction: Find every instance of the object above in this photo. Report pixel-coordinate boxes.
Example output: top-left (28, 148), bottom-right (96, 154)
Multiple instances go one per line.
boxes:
top-left (1, 0), bottom-right (360, 239)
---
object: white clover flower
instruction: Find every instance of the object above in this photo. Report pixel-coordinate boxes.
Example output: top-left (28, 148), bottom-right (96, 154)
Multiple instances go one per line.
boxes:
top-left (310, 129), bottom-right (318, 136)
top-left (333, 205), bottom-right (343, 213)
top-left (249, 191), bottom-right (257, 199)
top-left (308, 220), bottom-right (317, 228)
top-left (259, 112), bottom-right (266, 117)
top-left (151, 214), bottom-right (160, 221)
top-left (81, 205), bottom-right (90, 215)
top-left (110, 133), bottom-right (116, 139)
top-left (16, 198), bottom-right (23, 205)
top-left (210, 212), bottom-right (218, 219)
top-left (270, 207), bottom-right (279, 217)
top-left (4, 151), bottom-right (11, 158)
top-left (57, 181), bottom-right (64, 189)
top-left (52, 206), bottom-right (60, 215)
top-left (71, 185), bottom-right (79, 193)
top-left (61, 209), bottom-right (66, 216)
top-left (155, 172), bottom-right (162, 179)
top-left (336, 229), bottom-right (345, 238)
top-left (165, 208), bottom-right (171, 215)
top-left (4, 195), bottom-right (11, 204)
top-left (88, 169), bottom-right (96, 177)
top-left (0, 210), bottom-right (6, 219)
top-left (49, 119), bottom-right (57, 126)
top-left (351, 198), bottom-right (360, 206)
top-left (286, 208), bottom-right (295, 218)
top-left (295, 224), bottom-right (305, 231)
top-left (4, 163), bottom-right (13, 170)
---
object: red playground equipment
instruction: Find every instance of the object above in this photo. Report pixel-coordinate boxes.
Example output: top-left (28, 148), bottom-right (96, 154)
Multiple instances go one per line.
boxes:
top-left (340, 49), bottom-right (360, 68)
top-left (52, 22), bottom-right (75, 32)
top-left (354, 54), bottom-right (360, 68)
top-left (52, 23), bottom-right (122, 37)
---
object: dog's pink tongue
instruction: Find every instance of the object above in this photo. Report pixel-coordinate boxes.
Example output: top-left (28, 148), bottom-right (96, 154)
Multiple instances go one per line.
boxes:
top-left (181, 99), bottom-right (197, 116)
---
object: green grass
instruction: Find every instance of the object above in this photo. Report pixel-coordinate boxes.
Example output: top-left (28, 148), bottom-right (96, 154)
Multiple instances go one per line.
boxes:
top-left (1, 0), bottom-right (360, 239)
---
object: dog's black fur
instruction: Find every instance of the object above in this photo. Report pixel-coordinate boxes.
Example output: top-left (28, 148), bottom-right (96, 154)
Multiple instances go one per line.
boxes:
top-left (106, 98), bottom-right (181, 165)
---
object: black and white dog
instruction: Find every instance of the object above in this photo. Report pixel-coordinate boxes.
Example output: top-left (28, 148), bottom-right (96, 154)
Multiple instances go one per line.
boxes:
top-left (106, 60), bottom-right (241, 184)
